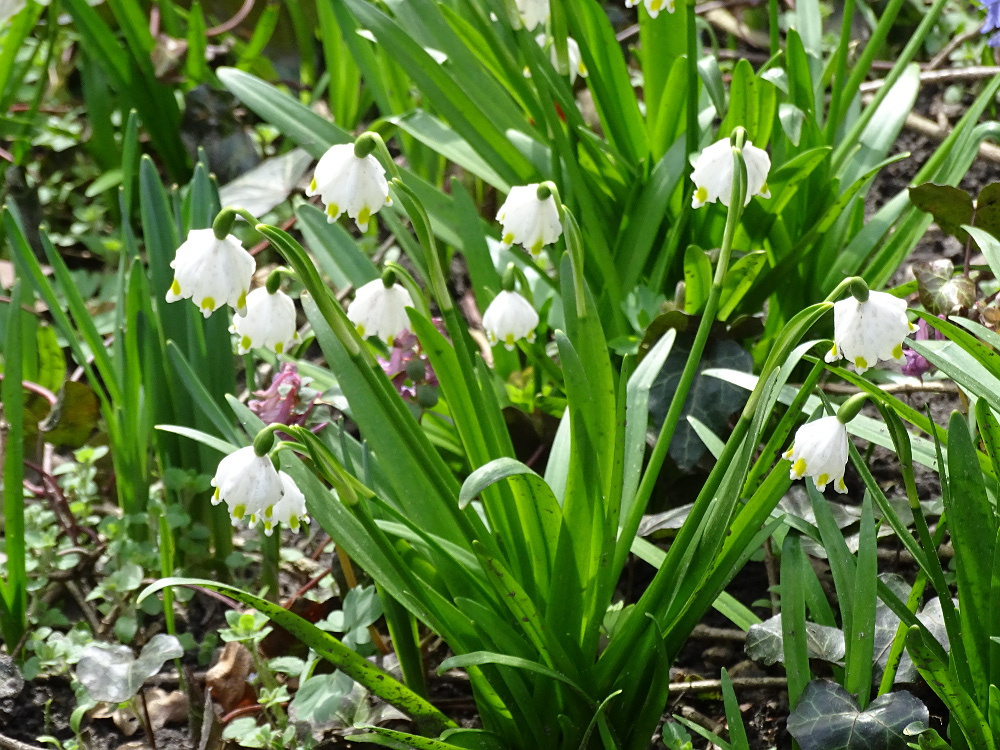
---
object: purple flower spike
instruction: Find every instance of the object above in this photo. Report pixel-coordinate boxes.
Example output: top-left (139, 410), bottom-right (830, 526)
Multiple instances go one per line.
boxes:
top-left (901, 317), bottom-right (944, 379)
top-left (249, 363), bottom-right (317, 428)
top-left (981, 0), bottom-right (1000, 46)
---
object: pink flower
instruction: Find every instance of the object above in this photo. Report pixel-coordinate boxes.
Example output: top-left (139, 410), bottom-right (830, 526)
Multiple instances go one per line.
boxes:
top-left (249, 363), bottom-right (317, 428)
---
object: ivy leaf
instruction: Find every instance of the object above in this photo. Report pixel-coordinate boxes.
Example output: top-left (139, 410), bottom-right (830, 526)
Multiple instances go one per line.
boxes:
top-left (745, 615), bottom-right (845, 666)
top-left (908, 183), bottom-right (973, 241)
top-left (975, 183), bottom-right (1000, 241)
top-left (648, 327), bottom-right (752, 472)
top-left (787, 680), bottom-right (928, 750)
top-left (76, 634), bottom-right (183, 703)
top-left (912, 260), bottom-right (975, 316)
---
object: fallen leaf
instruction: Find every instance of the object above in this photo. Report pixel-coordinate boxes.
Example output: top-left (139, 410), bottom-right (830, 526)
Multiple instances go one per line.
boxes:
top-left (205, 641), bottom-right (255, 714)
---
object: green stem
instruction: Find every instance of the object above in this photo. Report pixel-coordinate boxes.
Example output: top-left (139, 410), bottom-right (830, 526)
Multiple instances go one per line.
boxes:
top-left (823, 0), bottom-right (856, 141)
top-left (614, 133), bottom-right (749, 574)
top-left (768, 0), bottom-right (779, 58)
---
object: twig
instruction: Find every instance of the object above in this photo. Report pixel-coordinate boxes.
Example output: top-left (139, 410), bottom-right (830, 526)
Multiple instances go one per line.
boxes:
top-left (63, 579), bottom-right (103, 634)
top-left (669, 676), bottom-right (788, 694)
top-left (927, 29), bottom-right (984, 70)
top-left (860, 65), bottom-right (1000, 94)
top-left (0, 732), bottom-right (46, 750)
top-left (900, 109), bottom-right (1000, 164)
top-left (138, 688), bottom-right (158, 750)
top-left (689, 624), bottom-right (748, 642)
top-left (820, 380), bottom-right (959, 395)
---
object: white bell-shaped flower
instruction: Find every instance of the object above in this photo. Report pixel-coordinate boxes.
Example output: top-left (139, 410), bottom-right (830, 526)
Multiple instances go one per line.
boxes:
top-left (782, 416), bottom-right (849, 494)
top-left (211, 446), bottom-right (284, 524)
top-left (825, 291), bottom-right (915, 373)
top-left (347, 278), bottom-right (415, 346)
top-left (624, 0), bottom-right (676, 18)
top-left (515, 0), bottom-right (549, 30)
top-left (535, 34), bottom-right (589, 84)
top-left (496, 184), bottom-right (562, 257)
top-left (306, 143), bottom-right (391, 232)
top-left (483, 290), bottom-right (539, 350)
top-left (251, 471), bottom-right (308, 536)
top-left (690, 138), bottom-right (771, 208)
top-left (166, 229), bottom-right (255, 318)
top-left (230, 288), bottom-right (300, 355)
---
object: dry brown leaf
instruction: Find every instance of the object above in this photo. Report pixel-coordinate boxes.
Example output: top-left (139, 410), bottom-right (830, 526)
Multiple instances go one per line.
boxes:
top-left (205, 641), bottom-right (254, 714)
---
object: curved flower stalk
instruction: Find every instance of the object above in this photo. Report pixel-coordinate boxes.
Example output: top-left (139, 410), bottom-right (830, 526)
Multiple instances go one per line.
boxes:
top-left (165, 227), bottom-right (255, 318)
top-left (690, 137), bottom-right (771, 208)
top-left (306, 141), bottom-right (392, 232)
top-left (825, 287), bottom-right (915, 373)
top-left (625, 0), bottom-right (675, 18)
top-left (496, 182), bottom-right (563, 257)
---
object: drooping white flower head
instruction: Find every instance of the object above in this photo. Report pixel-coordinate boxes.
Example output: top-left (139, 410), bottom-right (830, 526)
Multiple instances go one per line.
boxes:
top-left (782, 415), bottom-right (849, 494)
top-left (230, 288), bottom-right (300, 355)
top-left (690, 138), bottom-right (771, 208)
top-left (624, 0), bottom-right (676, 19)
top-left (347, 278), bottom-right (415, 346)
top-left (496, 183), bottom-right (562, 257)
top-left (211, 446), bottom-right (284, 524)
top-left (166, 228), bottom-right (255, 318)
top-left (483, 290), bottom-right (540, 350)
top-left (515, 0), bottom-right (549, 30)
top-left (534, 34), bottom-right (589, 84)
top-left (825, 290), bottom-right (915, 373)
top-left (306, 143), bottom-right (391, 232)
top-left (251, 471), bottom-right (308, 536)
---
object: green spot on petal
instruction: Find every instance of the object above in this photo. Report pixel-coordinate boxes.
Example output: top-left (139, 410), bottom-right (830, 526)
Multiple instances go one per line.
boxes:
top-left (792, 458), bottom-right (806, 477)
top-left (201, 297), bottom-right (215, 313)
top-left (502, 232), bottom-right (514, 245)
top-left (694, 186), bottom-right (708, 204)
top-left (356, 323), bottom-right (366, 338)
top-left (358, 206), bottom-right (371, 228)
top-left (240, 335), bottom-right (252, 350)
top-left (817, 473), bottom-right (829, 486)
top-left (237, 290), bottom-right (247, 310)
top-left (892, 343), bottom-right (903, 359)
top-left (233, 504), bottom-right (245, 520)
top-left (275, 342), bottom-right (283, 354)
top-left (854, 356), bottom-right (868, 370)
top-left (169, 278), bottom-right (181, 296)
top-left (309, 177), bottom-right (317, 192)
top-left (326, 202), bottom-right (340, 218)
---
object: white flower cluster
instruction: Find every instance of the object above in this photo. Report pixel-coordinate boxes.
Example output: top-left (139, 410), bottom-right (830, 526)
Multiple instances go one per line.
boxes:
top-left (166, 231), bottom-right (300, 356)
top-left (212, 447), bottom-right (308, 535)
